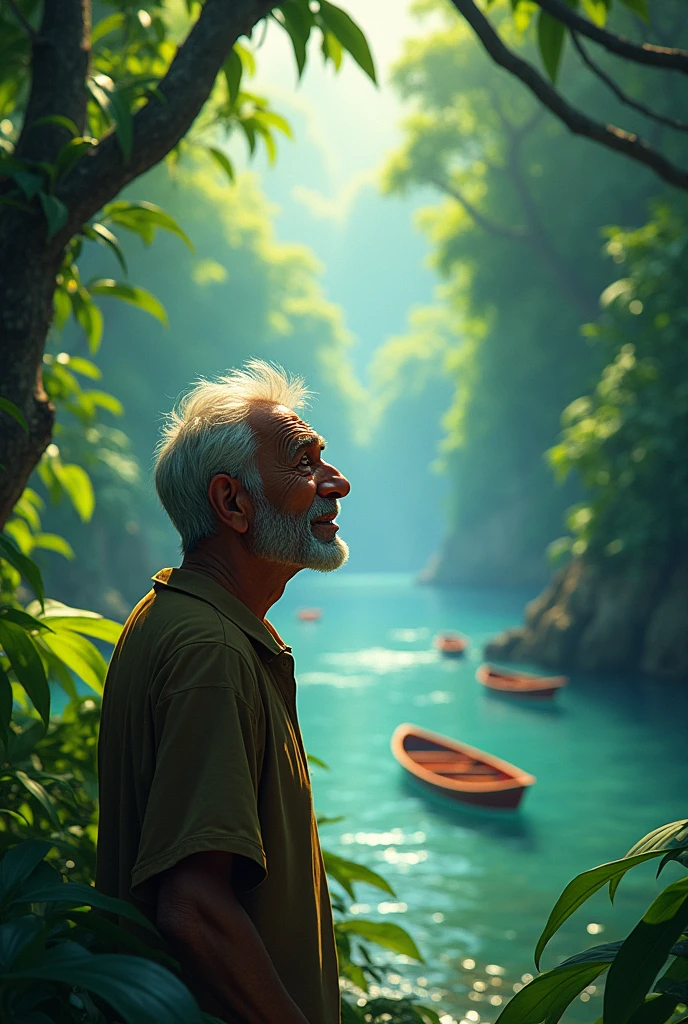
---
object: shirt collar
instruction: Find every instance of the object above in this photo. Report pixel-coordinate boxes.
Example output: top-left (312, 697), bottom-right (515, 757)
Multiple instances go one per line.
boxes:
top-left (152, 568), bottom-right (288, 657)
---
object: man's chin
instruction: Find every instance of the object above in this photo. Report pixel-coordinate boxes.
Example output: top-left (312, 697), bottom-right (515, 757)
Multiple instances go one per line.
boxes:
top-left (303, 536), bottom-right (349, 573)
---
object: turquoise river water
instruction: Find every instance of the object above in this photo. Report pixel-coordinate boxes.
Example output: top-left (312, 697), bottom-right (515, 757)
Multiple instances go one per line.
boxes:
top-left (266, 572), bottom-right (688, 1024)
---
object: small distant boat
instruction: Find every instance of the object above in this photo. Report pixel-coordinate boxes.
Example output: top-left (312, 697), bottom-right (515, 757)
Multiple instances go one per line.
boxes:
top-left (434, 631), bottom-right (469, 657)
top-left (477, 663), bottom-right (568, 698)
top-left (391, 723), bottom-right (535, 810)
top-left (297, 607), bottom-right (322, 622)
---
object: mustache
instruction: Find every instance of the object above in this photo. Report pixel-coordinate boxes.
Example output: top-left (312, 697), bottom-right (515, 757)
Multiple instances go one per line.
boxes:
top-left (308, 497), bottom-right (340, 522)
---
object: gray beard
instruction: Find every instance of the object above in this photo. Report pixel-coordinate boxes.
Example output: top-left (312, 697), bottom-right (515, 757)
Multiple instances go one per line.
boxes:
top-left (249, 488), bottom-right (349, 572)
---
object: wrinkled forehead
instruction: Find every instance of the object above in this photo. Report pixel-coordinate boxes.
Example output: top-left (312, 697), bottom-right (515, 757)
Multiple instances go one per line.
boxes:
top-left (248, 403), bottom-right (321, 460)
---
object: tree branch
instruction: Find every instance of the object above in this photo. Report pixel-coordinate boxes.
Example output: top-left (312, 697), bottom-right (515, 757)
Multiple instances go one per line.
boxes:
top-left (447, 0), bottom-right (688, 193)
top-left (58, 0), bottom-right (273, 238)
top-left (430, 176), bottom-right (528, 239)
top-left (5, 0), bottom-right (37, 40)
top-left (534, 0), bottom-right (688, 73)
top-left (15, 0), bottom-right (90, 163)
top-left (570, 32), bottom-right (688, 132)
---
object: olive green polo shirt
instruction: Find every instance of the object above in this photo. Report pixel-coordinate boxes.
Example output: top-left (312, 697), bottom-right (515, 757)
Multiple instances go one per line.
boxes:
top-left (96, 567), bottom-right (340, 1024)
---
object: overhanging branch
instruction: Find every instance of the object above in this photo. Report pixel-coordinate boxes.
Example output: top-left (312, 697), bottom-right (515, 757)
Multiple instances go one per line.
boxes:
top-left (430, 176), bottom-right (527, 239)
top-left (58, 0), bottom-right (273, 237)
top-left (571, 32), bottom-right (688, 132)
top-left (447, 0), bottom-right (688, 193)
top-left (534, 0), bottom-right (688, 73)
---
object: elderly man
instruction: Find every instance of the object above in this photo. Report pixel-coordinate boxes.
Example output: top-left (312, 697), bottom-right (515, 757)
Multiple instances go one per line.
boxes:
top-left (96, 360), bottom-right (350, 1024)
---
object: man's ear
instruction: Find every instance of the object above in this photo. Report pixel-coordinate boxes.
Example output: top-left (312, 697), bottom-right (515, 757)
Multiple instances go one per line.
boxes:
top-left (208, 474), bottom-right (251, 535)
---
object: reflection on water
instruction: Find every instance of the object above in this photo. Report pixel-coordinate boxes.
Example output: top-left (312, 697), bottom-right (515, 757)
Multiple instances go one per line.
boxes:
top-left (270, 572), bottom-right (688, 1023)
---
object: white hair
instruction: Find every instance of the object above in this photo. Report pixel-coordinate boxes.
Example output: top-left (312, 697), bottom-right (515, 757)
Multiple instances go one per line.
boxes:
top-left (155, 360), bottom-right (311, 552)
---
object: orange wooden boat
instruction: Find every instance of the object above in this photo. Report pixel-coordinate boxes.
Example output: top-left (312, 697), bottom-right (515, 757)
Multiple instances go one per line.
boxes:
top-left (391, 723), bottom-right (536, 810)
top-left (476, 663), bottom-right (568, 699)
top-left (297, 607), bottom-right (322, 622)
top-left (434, 631), bottom-right (469, 657)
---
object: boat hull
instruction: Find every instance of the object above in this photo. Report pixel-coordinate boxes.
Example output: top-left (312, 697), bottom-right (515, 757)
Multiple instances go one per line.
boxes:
top-left (476, 664), bottom-right (567, 698)
top-left (391, 723), bottom-right (535, 812)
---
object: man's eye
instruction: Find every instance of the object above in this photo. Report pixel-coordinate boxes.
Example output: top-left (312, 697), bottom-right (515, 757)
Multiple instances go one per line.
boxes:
top-left (298, 454), bottom-right (312, 468)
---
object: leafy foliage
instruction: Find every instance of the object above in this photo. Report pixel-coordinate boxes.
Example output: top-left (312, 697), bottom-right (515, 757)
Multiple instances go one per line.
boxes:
top-left (495, 818), bottom-right (688, 1024)
top-left (547, 205), bottom-right (688, 564)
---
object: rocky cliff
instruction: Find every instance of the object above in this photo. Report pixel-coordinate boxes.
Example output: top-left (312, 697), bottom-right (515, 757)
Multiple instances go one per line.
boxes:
top-left (485, 555), bottom-right (688, 680)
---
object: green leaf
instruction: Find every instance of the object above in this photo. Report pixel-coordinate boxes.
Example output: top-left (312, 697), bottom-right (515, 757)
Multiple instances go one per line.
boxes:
top-left (89, 279), bottom-right (169, 327)
top-left (604, 882), bottom-right (688, 1024)
top-left (87, 74), bottom-right (133, 161)
top-left (317, 2), bottom-right (376, 83)
top-left (0, 398), bottom-right (28, 433)
top-left (535, 850), bottom-right (676, 968)
top-left (612, 821), bottom-right (688, 900)
top-left (323, 850), bottom-right (395, 899)
top-left (5, 719), bottom-right (46, 764)
top-left (83, 222), bottom-right (128, 275)
top-left (0, 621), bottom-right (50, 726)
top-left (52, 462), bottom-right (95, 522)
top-left (54, 136), bottom-right (97, 181)
top-left (0, 841), bottom-right (54, 901)
top-left (13, 171), bottom-right (44, 199)
top-left (0, 608), bottom-right (53, 634)
top-left (71, 287), bottom-right (104, 353)
top-left (41, 614), bottom-right (121, 645)
top-left (67, 909), bottom-right (178, 969)
top-left (537, 8), bottom-right (566, 84)
top-left (39, 629), bottom-right (107, 696)
top-left (31, 115), bottom-right (79, 137)
top-left (276, 2), bottom-right (314, 78)
top-left (6, 941), bottom-right (203, 1024)
top-left (11, 881), bottom-right (156, 934)
top-left (208, 146), bottom-right (235, 183)
top-left (322, 30), bottom-right (344, 70)
top-left (618, 0), bottom-right (649, 21)
top-left (626, 994), bottom-right (686, 1024)
top-left (581, 0), bottom-right (608, 26)
top-left (13, 770), bottom-right (60, 825)
top-left (336, 919), bottom-right (424, 961)
top-left (0, 662), bottom-right (12, 747)
top-left (38, 192), bottom-right (68, 241)
top-left (102, 200), bottom-right (193, 250)
top-left (0, 536), bottom-right (45, 607)
top-left (32, 533), bottom-right (75, 559)
top-left (307, 753), bottom-right (329, 770)
top-left (91, 11), bottom-right (126, 44)
top-left (645, 877), bottom-right (688, 925)
top-left (65, 355), bottom-right (102, 381)
top-left (496, 962), bottom-right (610, 1024)
top-left (223, 47), bottom-right (243, 109)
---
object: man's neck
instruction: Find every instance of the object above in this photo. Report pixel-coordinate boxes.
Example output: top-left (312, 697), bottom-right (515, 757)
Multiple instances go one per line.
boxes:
top-left (180, 545), bottom-right (300, 621)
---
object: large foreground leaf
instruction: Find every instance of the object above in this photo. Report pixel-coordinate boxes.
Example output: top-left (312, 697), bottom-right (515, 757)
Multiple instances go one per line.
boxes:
top-left (5, 941), bottom-right (202, 1024)
top-left (336, 919), bottom-right (423, 961)
top-left (496, 961), bottom-right (610, 1024)
top-left (604, 879), bottom-right (688, 1024)
top-left (535, 850), bottom-right (678, 968)
top-left (323, 850), bottom-right (395, 899)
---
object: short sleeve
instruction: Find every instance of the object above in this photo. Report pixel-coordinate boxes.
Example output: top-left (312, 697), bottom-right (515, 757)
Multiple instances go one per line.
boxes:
top-left (130, 643), bottom-right (266, 904)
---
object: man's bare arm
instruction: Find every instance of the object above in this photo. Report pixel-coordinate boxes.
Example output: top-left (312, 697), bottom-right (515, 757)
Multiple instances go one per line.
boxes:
top-left (156, 851), bottom-right (310, 1024)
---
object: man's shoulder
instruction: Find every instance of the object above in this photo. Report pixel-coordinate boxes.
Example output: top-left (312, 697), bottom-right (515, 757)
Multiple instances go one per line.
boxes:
top-left (111, 585), bottom-right (266, 712)
top-left (127, 584), bottom-right (257, 659)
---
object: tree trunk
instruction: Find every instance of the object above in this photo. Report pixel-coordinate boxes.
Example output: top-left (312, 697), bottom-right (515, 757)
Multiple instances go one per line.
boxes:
top-left (0, 215), bottom-right (62, 530)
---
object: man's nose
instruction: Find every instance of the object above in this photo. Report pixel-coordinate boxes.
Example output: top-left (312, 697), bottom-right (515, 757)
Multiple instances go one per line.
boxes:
top-left (317, 461), bottom-right (350, 501)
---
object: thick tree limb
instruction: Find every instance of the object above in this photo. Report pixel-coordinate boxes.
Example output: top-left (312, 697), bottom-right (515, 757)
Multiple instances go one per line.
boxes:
top-left (534, 0), bottom-right (688, 73)
top-left (58, 0), bottom-right (273, 238)
top-left (447, 0), bottom-right (688, 193)
top-left (571, 32), bottom-right (688, 132)
top-left (15, 0), bottom-right (90, 162)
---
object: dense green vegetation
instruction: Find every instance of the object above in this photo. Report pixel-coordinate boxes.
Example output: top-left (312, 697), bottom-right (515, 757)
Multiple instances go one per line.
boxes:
top-left (548, 205), bottom-right (688, 567)
top-left (377, 0), bottom-right (688, 587)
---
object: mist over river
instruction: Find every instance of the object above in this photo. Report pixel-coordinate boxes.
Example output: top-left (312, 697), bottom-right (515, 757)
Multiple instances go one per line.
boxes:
top-left (270, 572), bottom-right (688, 1023)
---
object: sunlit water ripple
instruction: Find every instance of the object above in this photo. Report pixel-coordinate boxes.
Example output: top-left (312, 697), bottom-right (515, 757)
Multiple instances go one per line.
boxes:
top-left (270, 572), bottom-right (688, 1023)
